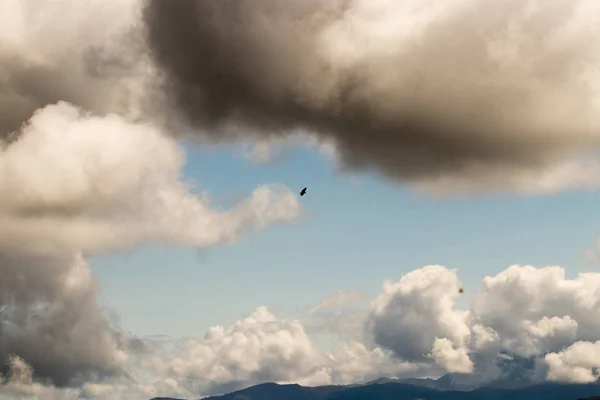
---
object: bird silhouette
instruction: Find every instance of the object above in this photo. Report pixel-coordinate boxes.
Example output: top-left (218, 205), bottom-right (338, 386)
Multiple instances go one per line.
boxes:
top-left (300, 187), bottom-right (307, 196)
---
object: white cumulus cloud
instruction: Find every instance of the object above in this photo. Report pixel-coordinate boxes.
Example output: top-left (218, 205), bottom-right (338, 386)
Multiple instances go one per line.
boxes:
top-left (367, 266), bottom-right (472, 365)
top-left (0, 102), bottom-right (301, 255)
top-left (4, 264), bottom-right (600, 399)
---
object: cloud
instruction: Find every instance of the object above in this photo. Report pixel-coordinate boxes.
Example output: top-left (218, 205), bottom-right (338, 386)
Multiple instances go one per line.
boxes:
top-left (327, 340), bottom-right (426, 385)
top-left (0, 102), bottom-right (300, 255)
top-left (471, 265), bottom-right (600, 357)
top-left (582, 237), bottom-right (600, 265)
top-left (0, 101), bottom-right (301, 389)
top-left (3, 1), bottom-right (600, 398)
top-left (5, 0), bottom-right (600, 195)
top-left (0, 354), bottom-right (160, 400)
top-left (300, 290), bottom-right (370, 345)
top-left (153, 306), bottom-right (332, 396)
top-left (6, 0), bottom-right (600, 196)
top-left (367, 266), bottom-right (472, 368)
top-left (0, 251), bottom-right (127, 387)
top-left (0, 78), bottom-right (300, 395)
top-left (4, 264), bottom-right (600, 398)
top-left (127, 265), bottom-right (600, 391)
top-left (0, 0), bottom-right (159, 137)
top-left (0, 356), bottom-right (78, 400)
top-left (307, 290), bottom-right (367, 314)
top-left (143, 0), bottom-right (600, 195)
top-left (362, 264), bottom-right (600, 385)
top-left (429, 338), bottom-right (474, 374)
top-left (545, 340), bottom-right (600, 383)
top-left (108, 307), bottom-right (426, 398)
top-left (235, 132), bottom-right (338, 166)
top-left (0, 1), bottom-right (304, 395)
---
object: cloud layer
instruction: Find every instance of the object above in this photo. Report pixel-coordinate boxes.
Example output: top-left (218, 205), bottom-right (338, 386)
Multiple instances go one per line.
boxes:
top-left (0, 100), bottom-right (301, 388)
top-left (0, 251), bottom-right (127, 387)
top-left (4, 0), bottom-right (600, 195)
top-left (0, 0), bottom-right (301, 389)
top-left (5, 264), bottom-right (600, 399)
top-left (0, 102), bottom-right (300, 255)
top-left (143, 0), bottom-right (600, 194)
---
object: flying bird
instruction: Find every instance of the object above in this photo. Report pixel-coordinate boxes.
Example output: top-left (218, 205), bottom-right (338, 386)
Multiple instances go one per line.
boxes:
top-left (300, 187), bottom-right (307, 196)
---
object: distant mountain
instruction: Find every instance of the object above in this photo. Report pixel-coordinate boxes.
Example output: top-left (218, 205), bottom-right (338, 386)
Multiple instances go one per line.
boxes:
top-left (150, 398), bottom-right (185, 400)
top-left (362, 351), bottom-right (544, 393)
top-left (151, 359), bottom-right (600, 400)
top-left (191, 381), bottom-right (600, 400)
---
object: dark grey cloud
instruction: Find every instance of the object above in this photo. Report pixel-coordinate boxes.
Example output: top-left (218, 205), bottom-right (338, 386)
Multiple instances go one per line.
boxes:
top-left (142, 0), bottom-right (600, 192)
top-left (4, 0), bottom-right (599, 193)
top-left (0, 250), bottom-right (126, 387)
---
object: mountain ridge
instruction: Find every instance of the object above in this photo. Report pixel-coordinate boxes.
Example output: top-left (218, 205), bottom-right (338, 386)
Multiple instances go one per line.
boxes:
top-left (150, 379), bottom-right (600, 400)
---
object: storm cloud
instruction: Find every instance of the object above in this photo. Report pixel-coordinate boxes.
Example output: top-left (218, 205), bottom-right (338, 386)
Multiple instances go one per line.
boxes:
top-left (143, 0), bottom-right (600, 194)
top-left (0, 251), bottom-right (126, 387)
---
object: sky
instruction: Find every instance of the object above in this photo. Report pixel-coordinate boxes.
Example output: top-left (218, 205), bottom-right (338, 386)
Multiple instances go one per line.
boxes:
top-left (92, 142), bottom-right (600, 339)
top-left (3, 0), bottom-right (600, 399)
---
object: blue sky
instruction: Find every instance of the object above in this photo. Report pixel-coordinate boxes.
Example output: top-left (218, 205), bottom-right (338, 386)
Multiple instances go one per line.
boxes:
top-left (90, 142), bottom-right (600, 339)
